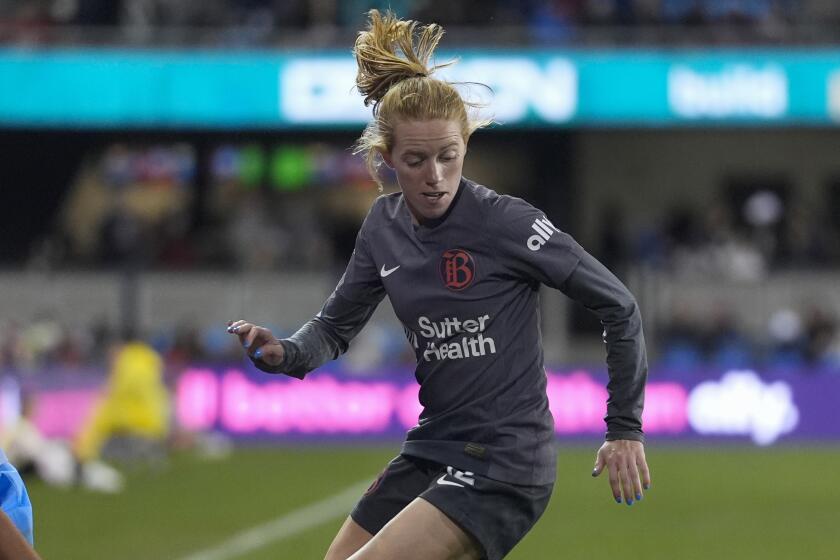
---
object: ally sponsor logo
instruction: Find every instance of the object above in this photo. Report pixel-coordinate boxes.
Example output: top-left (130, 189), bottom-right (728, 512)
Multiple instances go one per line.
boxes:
top-left (687, 370), bottom-right (799, 445)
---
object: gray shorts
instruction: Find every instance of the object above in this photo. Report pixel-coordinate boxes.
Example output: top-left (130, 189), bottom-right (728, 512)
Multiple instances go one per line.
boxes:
top-left (350, 455), bottom-right (553, 560)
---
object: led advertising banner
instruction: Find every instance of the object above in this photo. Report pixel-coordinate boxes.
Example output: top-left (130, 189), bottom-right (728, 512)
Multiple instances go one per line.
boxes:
top-left (0, 48), bottom-right (839, 127)
top-left (2, 366), bottom-right (837, 446)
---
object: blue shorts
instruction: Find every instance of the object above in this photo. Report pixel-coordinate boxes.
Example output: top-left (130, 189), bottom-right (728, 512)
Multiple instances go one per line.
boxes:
top-left (0, 461), bottom-right (34, 546)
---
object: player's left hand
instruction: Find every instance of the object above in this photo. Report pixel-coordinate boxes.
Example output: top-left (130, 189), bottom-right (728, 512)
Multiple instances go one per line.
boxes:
top-left (591, 439), bottom-right (650, 506)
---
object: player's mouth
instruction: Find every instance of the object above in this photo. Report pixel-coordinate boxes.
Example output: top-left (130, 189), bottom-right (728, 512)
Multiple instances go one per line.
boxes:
top-left (421, 191), bottom-right (446, 201)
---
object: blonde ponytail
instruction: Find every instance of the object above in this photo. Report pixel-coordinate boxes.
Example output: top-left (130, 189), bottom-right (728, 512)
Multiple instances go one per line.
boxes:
top-left (354, 10), bottom-right (445, 110)
top-left (352, 10), bottom-right (489, 190)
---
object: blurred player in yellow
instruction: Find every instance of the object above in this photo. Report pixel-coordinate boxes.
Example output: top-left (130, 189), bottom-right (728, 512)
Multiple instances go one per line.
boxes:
top-left (75, 339), bottom-right (170, 466)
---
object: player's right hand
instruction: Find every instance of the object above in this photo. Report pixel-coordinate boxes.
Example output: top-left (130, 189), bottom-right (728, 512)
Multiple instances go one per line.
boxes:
top-left (226, 320), bottom-right (285, 366)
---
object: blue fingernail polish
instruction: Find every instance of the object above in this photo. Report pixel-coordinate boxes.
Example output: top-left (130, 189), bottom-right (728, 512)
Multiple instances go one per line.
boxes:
top-left (227, 327), bottom-right (233, 333)
top-left (636, 494), bottom-right (642, 501)
top-left (644, 484), bottom-right (650, 490)
top-left (615, 497), bottom-right (621, 504)
top-left (243, 341), bottom-right (250, 348)
top-left (627, 500), bottom-right (633, 506)
top-left (255, 349), bottom-right (262, 358)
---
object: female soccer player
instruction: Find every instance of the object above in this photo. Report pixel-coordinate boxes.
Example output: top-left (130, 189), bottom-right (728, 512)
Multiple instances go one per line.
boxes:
top-left (228, 10), bottom-right (650, 560)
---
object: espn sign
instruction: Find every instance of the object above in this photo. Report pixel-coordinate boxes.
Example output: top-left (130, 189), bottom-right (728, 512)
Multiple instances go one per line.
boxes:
top-left (280, 56), bottom-right (578, 125)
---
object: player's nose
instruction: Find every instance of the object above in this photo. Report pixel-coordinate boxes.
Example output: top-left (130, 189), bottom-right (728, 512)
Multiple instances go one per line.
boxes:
top-left (425, 162), bottom-right (443, 185)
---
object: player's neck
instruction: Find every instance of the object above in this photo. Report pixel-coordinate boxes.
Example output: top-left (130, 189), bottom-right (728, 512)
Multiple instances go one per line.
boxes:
top-left (406, 179), bottom-right (466, 229)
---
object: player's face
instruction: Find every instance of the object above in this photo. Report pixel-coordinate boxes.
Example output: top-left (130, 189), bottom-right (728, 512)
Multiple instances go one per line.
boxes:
top-left (383, 119), bottom-right (467, 223)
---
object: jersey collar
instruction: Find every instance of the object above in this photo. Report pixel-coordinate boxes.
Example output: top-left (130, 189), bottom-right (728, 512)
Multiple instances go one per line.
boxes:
top-left (410, 178), bottom-right (467, 231)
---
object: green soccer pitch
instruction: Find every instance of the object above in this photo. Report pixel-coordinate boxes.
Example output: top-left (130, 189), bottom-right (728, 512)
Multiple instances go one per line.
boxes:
top-left (24, 445), bottom-right (840, 560)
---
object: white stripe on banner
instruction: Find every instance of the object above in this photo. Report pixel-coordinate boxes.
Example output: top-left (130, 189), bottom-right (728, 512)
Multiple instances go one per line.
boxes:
top-left (175, 480), bottom-right (370, 560)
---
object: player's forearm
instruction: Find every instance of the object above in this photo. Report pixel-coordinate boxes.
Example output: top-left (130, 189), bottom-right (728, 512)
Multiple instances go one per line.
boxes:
top-left (249, 317), bottom-right (345, 378)
top-left (0, 510), bottom-right (40, 560)
top-left (561, 252), bottom-right (648, 439)
top-left (602, 307), bottom-right (647, 440)
top-left (251, 292), bottom-right (379, 379)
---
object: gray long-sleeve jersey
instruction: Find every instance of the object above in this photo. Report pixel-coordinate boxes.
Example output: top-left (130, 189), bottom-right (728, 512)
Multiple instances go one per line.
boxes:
top-left (253, 179), bottom-right (647, 486)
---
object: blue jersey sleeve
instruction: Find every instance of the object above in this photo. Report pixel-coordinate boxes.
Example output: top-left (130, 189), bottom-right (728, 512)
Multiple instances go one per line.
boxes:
top-left (1, 459), bottom-right (34, 547)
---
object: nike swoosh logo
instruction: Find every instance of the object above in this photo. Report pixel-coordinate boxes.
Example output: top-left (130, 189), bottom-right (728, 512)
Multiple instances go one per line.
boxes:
top-left (436, 474), bottom-right (464, 488)
top-left (380, 265), bottom-right (400, 277)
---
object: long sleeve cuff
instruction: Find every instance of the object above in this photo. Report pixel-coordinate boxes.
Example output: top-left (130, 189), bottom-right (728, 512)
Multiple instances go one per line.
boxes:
top-left (605, 429), bottom-right (645, 443)
top-left (248, 339), bottom-right (305, 379)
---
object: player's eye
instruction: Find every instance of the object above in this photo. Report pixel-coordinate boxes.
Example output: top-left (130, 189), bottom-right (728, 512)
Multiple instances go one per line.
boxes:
top-left (406, 159), bottom-right (423, 167)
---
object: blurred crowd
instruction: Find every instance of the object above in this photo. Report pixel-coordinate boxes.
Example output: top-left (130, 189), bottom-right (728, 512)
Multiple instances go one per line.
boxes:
top-left (9, 141), bottom-right (838, 374)
top-left (0, 0), bottom-right (831, 46)
top-left (0, 317), bottom-right (243, 373)
top-left (0, 308), bottom-right (414, 375)
top-left (1, 303), bottom-right (838, 374)
top-left (33, 143), bottom-right (839, 277)
top-left (600, 188), bottom-right (840, 281)
top-left (657, 302), bottom-right (840, 371)
top-left (35, 143), bottom-right (374, 273)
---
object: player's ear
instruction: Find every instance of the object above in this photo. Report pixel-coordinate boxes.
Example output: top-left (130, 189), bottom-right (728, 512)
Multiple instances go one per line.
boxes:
top-left (379, 148), bottom-right (394, 169)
